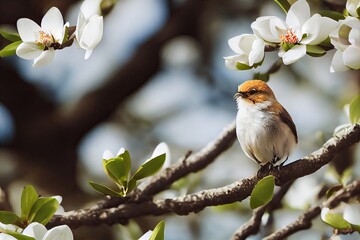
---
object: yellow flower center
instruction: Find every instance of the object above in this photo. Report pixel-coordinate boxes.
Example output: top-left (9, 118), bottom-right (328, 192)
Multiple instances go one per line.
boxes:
top-left (36, 31), bottom-right (54, 47)
top-left (279, 29), bottom-right (298, 44)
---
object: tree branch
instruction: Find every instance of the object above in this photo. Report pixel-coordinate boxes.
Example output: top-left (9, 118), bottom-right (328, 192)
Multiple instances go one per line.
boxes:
top-left (232, 181), bottom-right (294, 240)
top-left (94, 121), bottom-right (236, 209)
top-left (48, 124), bottom-right (360, 229)
top-left (263, 179), bottom-right (360, 240)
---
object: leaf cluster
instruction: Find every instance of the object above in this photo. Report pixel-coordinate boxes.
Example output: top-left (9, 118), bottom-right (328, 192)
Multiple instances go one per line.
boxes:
top-left (89, 150), bottom-right (166, 197)
top-left (0, 185), bottom-right (60, 240)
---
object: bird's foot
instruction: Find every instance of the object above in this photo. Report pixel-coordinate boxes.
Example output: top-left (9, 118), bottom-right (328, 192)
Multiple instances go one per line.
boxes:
top-left (257, 162), bottom-right (273, 179)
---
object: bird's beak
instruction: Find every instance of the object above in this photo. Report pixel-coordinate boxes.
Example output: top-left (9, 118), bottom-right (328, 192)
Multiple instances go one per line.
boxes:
top-left (234, 91), bottom-right (247, 98)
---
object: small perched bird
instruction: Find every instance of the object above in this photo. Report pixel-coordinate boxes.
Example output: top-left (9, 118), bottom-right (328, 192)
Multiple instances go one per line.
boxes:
top-left (235, 80), bottom-right (297, 166)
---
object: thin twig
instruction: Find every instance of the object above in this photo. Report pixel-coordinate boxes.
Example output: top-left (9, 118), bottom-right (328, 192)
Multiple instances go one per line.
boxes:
top-left (263, 179), bottom-right (360, 240)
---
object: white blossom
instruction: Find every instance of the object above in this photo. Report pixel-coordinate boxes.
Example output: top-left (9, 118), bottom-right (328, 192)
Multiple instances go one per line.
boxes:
top-left (251, 0), bottom-right (338, 64)
top-left (138, 230), bottom-right (153, 240)
top-left (0, 223), bottom-right (73, 240)
top-left (321, 202), bottom-right (360, 228)
top-left (329, 16), bottom-right (360, 72)
top-left (346, 0), bottom-right (360, 17)
top-left (52, 195), bottom-right (65, 215)
top-left (16, 7), bottom-right (68, 67)
top-left (75, 0), bottom-right (104, 59)
top-left (224, 34), bottom-right (265, 70)
top-left (343, 203), bottom-right (360, 225)
top-left (22, 223), bottom-right (73, 240)
top-left (102, 147), bottom-right (125, 160)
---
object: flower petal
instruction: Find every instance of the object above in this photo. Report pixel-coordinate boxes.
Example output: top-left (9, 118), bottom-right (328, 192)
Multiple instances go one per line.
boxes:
top-left (330, 50), bottom-right (349, 72)
top-left (84, 49), bottom-right (93, 60)
top-left (80, 0), bottom-right (102, 20)
top-left (138, 231), bottom-right (153, 240)
top-left (75, 11), bottom-right (86, 42)
top-left (224, 54), bottom-right (248, 70)
top-left (33, 49), bottom-right (55, 67)
top-left (269, 17), bottom-right (287, 42)
top-left (302, 14), bottom-right (338, 45)
top-left (79, 15), bottom-right (103, 57)
top-left (103, 150), bottom-right (114, 160)
top-left (22, 222), bottom-right (47, 239)
top-left (228, 35), bottom-right (244, 54)
top-left (43, 225), bottom-right (73, 240)
top-left (52, 195), bottom-right (62, 204)
top-left (346, 0), bottom-right (360, 17)
top-left (281, 44), bottom-right (306, 65)
top-left (286, 0), bottom-right (310, 30)
top-left (249, 38), bottom-right (265, 66)
top-left (251, 16), bottom-right (283, 43)
top-left (343, 203), bottom-right (360, 225)
top-left (238, 34), bottom-right (258, 54)
top-left (116, 148), bottom-right (125, 156)
top-left (41, 7), bottom-right (64, 42)
top-left (343, 45), bottom-right (360, 69)
top-left (151, 142), bottom-right (171, 169)
top-left (17, 18), bottom-right (41, 42)
top-left (0, 234), bottom-right (17, 240)
top-left (349, 26), bottom-right (360, 47)
top-left (320, 207), bottom-right (330, 222)
top-left (16, 42), bottom-right (43, 60)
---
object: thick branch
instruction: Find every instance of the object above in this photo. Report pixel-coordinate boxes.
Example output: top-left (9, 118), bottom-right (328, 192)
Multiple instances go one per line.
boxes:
top-left (48, 124), bottom-right (360, 229)
top-left (264, 179), bottom-right (360, 240)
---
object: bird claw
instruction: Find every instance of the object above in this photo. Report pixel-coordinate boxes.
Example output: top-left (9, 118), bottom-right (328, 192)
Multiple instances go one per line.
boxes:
top-left (257, 162), bottom-right (273, 178)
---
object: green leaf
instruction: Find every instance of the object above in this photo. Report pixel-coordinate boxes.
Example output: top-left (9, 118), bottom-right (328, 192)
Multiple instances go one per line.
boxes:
top-left (88, 181), bottom-right (122, 197)
top-left (341, 168), bottom-right (352, 185)
top-left (306, 45), bottom-right (326, 57)
top-left (118, 150), bottom-right (131, 179)
top-left (250, 175), bottom-right (275, 209)
top-left (0, 28), bottom-right (21, 42)
top-left (28, 198), bottom-right (56, 223)
top-left (349, 95), bottom-right (360, 124)
top-left (0, 41), bottom-right (22, 57)
top-left (351, 223), bottom-right (360, 232)
top-left (149, 220), bottom-right (165, 240)
top-left (0, 211), bottom-right (21, 224)
top-left (105, 157), bottom-right (128, 185)
top-left (21, 185), bottom-right (38, 219)
top-left (127, 178), bottom-right (137, 194)
top-left (274, 0), bottom-right (291, 13)
top-left (319, 10), bottom-right (345, 21)
top-left (281, 42), bottom-right (294, 52)
top-left (131, 153), bottom-right (166, 181)
top-left (323, 212), bottom-right (351, 229)
top-left (236, 62), bottom-right (252, 70)
top-left (357, 7), bottom-right (360, 17)
top-left (4, 231), bottom-right (35, 240)
top-left (31, 198), bottom-right (59, 225)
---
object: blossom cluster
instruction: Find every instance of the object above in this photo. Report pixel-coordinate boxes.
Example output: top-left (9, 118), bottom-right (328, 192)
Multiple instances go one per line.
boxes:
top-left (225, 0), bottom-right (360, 72)
top-left (15, 0), bottom-right (103, 67)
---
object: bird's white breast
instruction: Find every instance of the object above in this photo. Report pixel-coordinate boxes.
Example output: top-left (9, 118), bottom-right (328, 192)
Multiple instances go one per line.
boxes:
top-left (236, 99), bottom-right (296, 165)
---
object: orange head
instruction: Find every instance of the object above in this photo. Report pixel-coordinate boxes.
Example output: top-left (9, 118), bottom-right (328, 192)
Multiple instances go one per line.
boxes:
top-left (235, 80), bottom-right (276, 104)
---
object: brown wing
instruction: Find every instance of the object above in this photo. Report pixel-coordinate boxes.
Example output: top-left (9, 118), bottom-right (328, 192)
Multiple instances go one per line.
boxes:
top-left (279, 106), bottom-right (298, 143)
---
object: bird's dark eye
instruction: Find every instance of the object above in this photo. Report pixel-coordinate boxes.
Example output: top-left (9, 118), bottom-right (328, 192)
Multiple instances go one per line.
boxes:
top-left (248, 89), bottom-right (257, 95)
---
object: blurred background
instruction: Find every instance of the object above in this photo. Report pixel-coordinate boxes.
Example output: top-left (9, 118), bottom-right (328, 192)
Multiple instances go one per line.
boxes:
top-left (0, 0), bottom-right (359, 239)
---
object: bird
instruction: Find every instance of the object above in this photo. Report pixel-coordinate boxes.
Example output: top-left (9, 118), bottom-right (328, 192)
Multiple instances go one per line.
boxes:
top-left (234, 80), bottom-right (297, 167)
